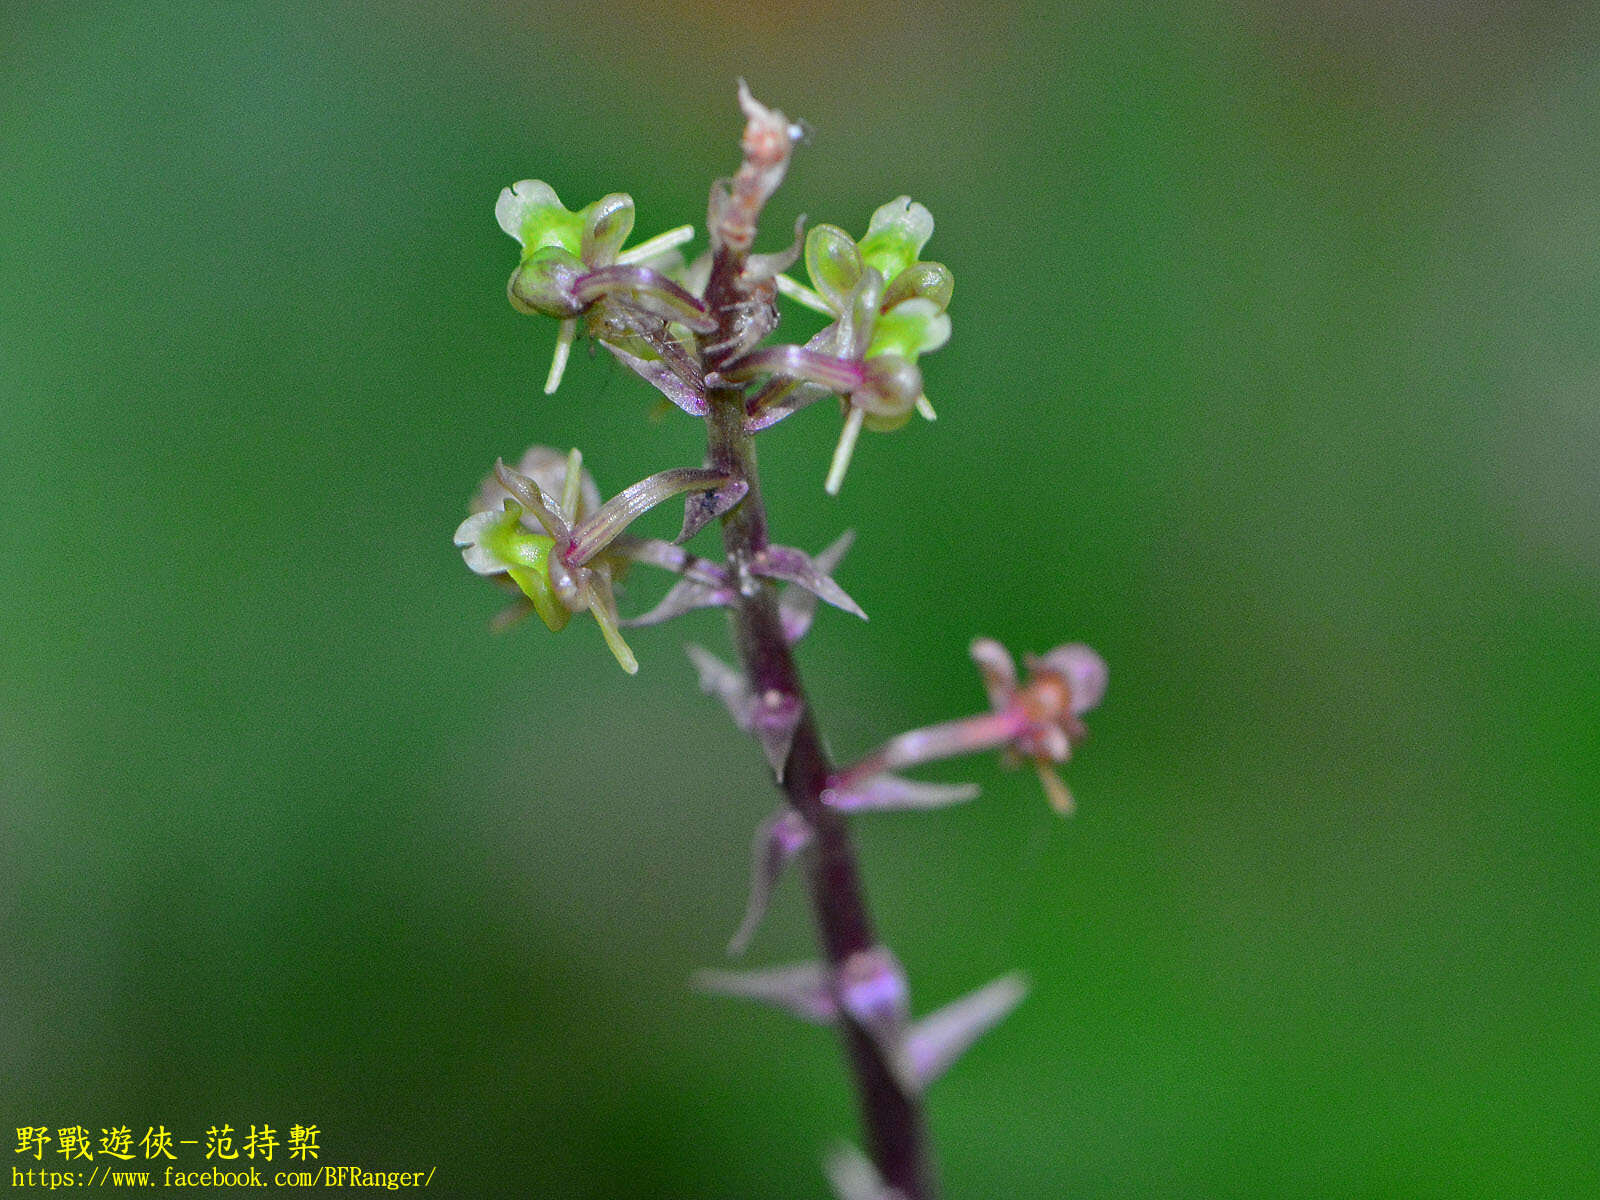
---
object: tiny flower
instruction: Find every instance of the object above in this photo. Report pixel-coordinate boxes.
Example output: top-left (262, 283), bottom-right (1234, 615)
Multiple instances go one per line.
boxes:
top-left (831, 638), bottom-right (1107, 815)
top-left (455, 446), bottom-right (742, 674)
top-left (751, 197), bottom-right (954, 492)
top-left (496, 179), bottom-right (707, 393)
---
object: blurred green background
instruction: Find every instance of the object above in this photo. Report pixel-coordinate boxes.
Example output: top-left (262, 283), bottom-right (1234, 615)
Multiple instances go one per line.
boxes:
top-left (5, 1), bottom-right (1598, 1196)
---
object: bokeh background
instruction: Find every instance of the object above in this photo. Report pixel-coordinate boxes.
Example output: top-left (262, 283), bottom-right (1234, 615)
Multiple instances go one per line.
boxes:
top-left (5, 1), bottom-right (1598, 1196)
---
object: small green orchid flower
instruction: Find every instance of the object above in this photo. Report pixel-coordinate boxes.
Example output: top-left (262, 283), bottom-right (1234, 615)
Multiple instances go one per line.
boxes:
top-left (496, 179), bottom-right (704, 395)
top-left (456, 445), bottom-right (748, 674)
top-left (756, 198), bottom-right (953, 493)
top-left (454, 501), bottom-right (572, 634)
top-left (777, 197), bottom-right (952, 322)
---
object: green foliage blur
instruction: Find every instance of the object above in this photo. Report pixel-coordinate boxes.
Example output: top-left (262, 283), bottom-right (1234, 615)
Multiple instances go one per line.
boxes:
top-left (5, 2), bottom-right (1597, 1195)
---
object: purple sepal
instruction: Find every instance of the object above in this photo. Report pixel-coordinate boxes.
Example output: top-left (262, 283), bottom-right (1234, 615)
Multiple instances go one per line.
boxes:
top-left (822, 773), bottom-right (980, 813)
top-left (753, 545), bottom-right (867, 621)
top-left (620, 578), bottom-right (732, 628)
top-left (904, 973), bottom-right (1028, 1092)
top-left (779, 530), bottom-right (854, 643)
top-left (685, 644), bottom-right (802, 779)
top-left (727, 809), bottom-right (813, 956)
top-left (694, 962), bottom-right (837, 1025)
top-left (678, 478), bottom-right (748, 544)
top-left (604, 342), bottom-right (708, 417)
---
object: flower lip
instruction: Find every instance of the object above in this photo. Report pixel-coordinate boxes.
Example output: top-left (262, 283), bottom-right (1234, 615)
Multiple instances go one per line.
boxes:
top-left (1030, 643), bottom-right (1108, 717)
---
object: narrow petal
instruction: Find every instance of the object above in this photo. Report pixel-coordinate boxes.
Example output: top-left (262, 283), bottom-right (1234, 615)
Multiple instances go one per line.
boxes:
top-left (779, 530), bottom-right (855, 643)
top-left (677, 478), bottom-right (748, 544)
top-left (904, 974), bottom-right (1028, 1092)
top-left (752, 546), bottom-right (867, 621)
top-left (969, 637), bottom-right (1019, 711)
top-left (823, 773), bottom-right (981, 813)
top-left (728, 810), bottom-right (812, 956)
top-left (621, 577), bottom-right (731, 628)
top-left (775, 272), bottom-right (837, 316)
top-left (836, 709), bottom-right (1029, 790)
top-left (565, 468), bottom-right (735, 566)
top-left (824, 406), bottom-right (866, 496)
top-left (685, 644), bottom-right (757, 731)
top-left (616, 223), bottom-right (696, 267)
top-left (694, 962), bottom-right (837, 1024)
top-left (494, 459), bottom-right (570, 540)
top-left (474, 445), bottom-right (601, 524)
top-left (744, 376), bottom-right (833, 433)
top-left (543, 318), bottom-right (577, 395)
top-left (603, 342), bottom-right (707, 417)
top-left (582, 571), bottom-right (638, 674)
top-left (742, 213), bottom-right (806, 284)
top-left (1034, 759), bottom-right (1075, 815)
top-left (608, 538), bottom-right (728, 586)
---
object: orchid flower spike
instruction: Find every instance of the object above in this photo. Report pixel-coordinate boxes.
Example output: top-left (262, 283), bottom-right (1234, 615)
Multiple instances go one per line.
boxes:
top-left (496, 180), bottom-right (704, 393)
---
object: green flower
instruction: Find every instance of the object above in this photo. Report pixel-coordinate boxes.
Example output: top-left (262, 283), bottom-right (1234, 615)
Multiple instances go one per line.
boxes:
top-left (495, 180), bottom-right (702, 394)
top-left (781, 197), bottom-right (953, 321)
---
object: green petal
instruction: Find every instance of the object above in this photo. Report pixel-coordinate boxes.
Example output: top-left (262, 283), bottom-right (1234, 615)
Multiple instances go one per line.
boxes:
top-left (496, 179), bottom-right (585, 256)
top-left (804, 224), bottom-right (863, 312)
top-left (858, 197), bottom-right (934, 284)
top-left (866, 298), bottom-right (951, 362)
top-left (581, 193), bottom-right (636, 267)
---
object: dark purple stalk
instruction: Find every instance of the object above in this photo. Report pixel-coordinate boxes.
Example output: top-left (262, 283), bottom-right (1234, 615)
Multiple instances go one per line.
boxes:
top-left (700, 242), bottom-right (939, 1196)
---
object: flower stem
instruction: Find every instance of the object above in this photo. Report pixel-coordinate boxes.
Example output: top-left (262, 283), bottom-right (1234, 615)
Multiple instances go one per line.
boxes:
top-left (702, 253), bottom-right (939, 1197)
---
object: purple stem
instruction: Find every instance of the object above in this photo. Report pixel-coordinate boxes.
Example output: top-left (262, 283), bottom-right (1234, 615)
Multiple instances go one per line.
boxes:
top-left (698, 110), bottom-right (939, 1199)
